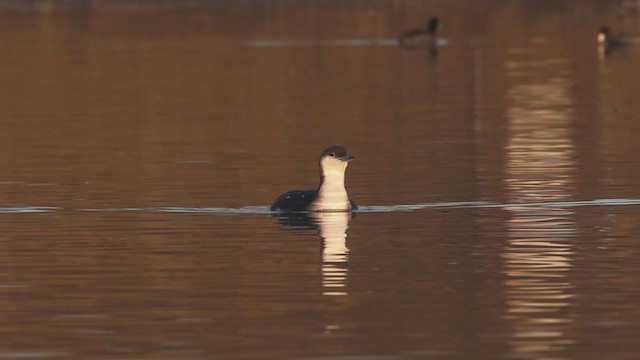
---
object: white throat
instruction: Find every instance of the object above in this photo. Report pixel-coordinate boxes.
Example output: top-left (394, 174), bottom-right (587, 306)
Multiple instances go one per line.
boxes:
top-left (309, 160), bottom-right (351, 211)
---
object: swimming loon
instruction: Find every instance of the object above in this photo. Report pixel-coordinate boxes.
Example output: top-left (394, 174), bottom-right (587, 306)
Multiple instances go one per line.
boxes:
top-left (399, 16), bottom-right (440, 50)
top-left (270, 146), bottom-right (357, 212)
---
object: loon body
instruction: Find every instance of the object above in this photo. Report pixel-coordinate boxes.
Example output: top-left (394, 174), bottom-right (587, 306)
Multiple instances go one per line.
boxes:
top-left (400, 16), bottom-right (440, 51)
top-left (270, 146), bottom-right (357, 212)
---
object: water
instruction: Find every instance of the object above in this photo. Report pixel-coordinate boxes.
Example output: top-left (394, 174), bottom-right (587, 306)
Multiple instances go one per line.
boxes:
top-left (1, 1), bottom-right (640, 359)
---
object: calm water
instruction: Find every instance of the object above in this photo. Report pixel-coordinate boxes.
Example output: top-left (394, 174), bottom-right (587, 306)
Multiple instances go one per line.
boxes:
top-left (1, 1), bottom-right (640, 359)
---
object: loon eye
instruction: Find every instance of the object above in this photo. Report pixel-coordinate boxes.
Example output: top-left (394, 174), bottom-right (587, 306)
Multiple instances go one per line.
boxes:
top-left (330, 152), bottom-right (335, 157)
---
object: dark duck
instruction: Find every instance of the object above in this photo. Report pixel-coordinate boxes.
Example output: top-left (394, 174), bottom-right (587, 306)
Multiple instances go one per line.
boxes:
top-left (598, 26), bottom-right (624, 51)
top-left (270, 146), bottom-right (357, 212)
top-left (399, 16), bottom-right (440, 50)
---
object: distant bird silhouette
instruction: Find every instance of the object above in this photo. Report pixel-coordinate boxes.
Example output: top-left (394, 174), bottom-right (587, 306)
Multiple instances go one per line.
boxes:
top-left (598, 26), bottom-right (625, 52)
top-left (399, 16), bottom-right (440, 52)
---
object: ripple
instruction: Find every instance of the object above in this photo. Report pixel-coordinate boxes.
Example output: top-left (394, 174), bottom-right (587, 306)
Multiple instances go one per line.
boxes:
top-left (0, 284), bottom-right (31, 288)
top-left (358, 201), bottom-right (494, 212)
top-left (481, 198), bottom-right (640, 208)
top-left (0, 206), bottom-right (59, 213)
top-left (154, 206), bottom-right (272, 214)
top-left (0, 352), bottom-right (70, 359)
top-left (246, 38), bottom-right (399, 47)
top-left (360, 198), bottom-right (640, 212)
top-left (79, 206), bottom-right (272, 214)
top-left (74, 198), bottom-right (640, 214)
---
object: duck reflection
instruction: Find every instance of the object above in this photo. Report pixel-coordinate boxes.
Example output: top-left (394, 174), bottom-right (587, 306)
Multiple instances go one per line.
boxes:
top-left (273, 212), bottom-right (353, 296)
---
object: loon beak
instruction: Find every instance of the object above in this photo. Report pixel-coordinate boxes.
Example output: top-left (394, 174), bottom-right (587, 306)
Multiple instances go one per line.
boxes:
top-left (340, 154), bottom-right (355, 162)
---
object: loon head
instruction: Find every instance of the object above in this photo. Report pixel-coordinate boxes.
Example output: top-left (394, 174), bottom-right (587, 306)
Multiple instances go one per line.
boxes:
top-left (319, 146), bottom-right (354, 179)
top-left (427, 16), bottom-right (440, 36)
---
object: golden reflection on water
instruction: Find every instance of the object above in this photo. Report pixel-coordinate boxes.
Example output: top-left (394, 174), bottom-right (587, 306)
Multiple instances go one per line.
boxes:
top-left (309, 212), bottom-right (351, 296)
top-left (503, 60), bottom-right (577, 358)
top-left (1, 1), bottom-right (639, 358)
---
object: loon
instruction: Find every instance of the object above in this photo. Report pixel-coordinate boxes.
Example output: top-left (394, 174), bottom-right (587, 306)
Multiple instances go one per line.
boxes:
top-left (270, 146), bottom-right (357, 212)
top-left (399, 16), bottom-right (440, 50)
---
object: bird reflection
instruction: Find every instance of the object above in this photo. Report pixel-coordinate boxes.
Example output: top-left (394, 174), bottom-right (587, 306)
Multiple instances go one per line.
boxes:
top-left (273, 211), bottom-right (353, 296)
top-left (399, 16), bottom-right (441, 55)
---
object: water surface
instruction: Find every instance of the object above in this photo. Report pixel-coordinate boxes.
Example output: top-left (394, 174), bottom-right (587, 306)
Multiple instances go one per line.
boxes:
top-left (1, 1), bottom-right (640, 359)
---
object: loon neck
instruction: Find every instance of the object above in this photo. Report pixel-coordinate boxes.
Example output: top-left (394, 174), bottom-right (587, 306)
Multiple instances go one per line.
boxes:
top-left (319, 170), bottom-right (346, 192)
top-left (310, 169), bottom-right (350, 211)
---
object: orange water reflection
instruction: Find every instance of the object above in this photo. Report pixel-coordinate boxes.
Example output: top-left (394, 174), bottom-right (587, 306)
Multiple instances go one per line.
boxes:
top-left (503, 57), bottom-right (577, 358)
top-left (311, 212), bottom-right (351, 296)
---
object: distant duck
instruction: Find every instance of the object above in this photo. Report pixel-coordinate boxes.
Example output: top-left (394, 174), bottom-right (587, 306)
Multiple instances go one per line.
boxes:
top-left (598, 26), bottom-right (625, 51)
top-left (400, 16), bottom-right (441, 51)
top-left (270, 146), bottom-right (357, 213)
